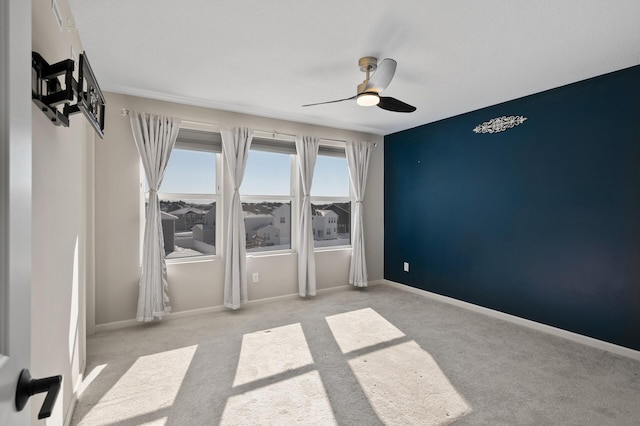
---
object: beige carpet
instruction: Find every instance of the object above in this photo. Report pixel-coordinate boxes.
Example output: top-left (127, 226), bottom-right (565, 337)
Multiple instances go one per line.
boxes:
top-left (72, 284), bottom-right (640, 425)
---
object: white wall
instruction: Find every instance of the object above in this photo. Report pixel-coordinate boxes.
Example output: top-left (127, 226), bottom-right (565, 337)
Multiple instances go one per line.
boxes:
top-left (94, 92), bottom-right (384, 326)
top-left (31, 0), bottom-right (91, 424)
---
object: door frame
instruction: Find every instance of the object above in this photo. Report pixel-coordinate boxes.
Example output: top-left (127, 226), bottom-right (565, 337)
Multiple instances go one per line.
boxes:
top-left (0, 0), bottom-right (33, 423)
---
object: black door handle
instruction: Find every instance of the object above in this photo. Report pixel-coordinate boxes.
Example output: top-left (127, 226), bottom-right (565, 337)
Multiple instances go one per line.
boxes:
top-left (15, 369), bottom-right (62, 419)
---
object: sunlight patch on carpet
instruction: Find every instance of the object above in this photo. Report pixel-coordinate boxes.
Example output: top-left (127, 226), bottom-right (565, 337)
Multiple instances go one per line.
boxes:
top-left (349, 341), bottom-right (470, 425)
top-left (78, 345), bottom-right (197, 425)
top-left (326, 307), bottom-right (406, 353)
top-left (326, 308), bottom-right (470, 425)
top-left (221, 371), bottom-right (337, 425)
top-left (232, 323), bottom-right (314, 387)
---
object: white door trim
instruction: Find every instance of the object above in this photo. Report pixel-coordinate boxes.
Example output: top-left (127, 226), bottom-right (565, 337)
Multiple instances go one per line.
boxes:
top-left (0, 0), bottom-right (33, 423)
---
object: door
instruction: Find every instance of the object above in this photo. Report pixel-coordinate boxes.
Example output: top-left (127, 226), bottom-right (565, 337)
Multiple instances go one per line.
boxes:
top-left (0, 0), bottom-right (32, 424)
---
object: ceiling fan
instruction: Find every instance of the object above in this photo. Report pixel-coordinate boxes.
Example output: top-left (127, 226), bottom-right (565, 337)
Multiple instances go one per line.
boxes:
top-left (302, 56), bottom-right (416, 113)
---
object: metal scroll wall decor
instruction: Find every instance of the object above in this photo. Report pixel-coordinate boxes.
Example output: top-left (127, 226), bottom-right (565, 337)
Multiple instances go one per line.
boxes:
top-left (31, 51), bottom-right (106, 138)
top-left (473, 115), bottom-right (527, 134)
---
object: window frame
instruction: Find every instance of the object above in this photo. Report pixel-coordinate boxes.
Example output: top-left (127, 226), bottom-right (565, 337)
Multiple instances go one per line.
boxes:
top-left (139, 127), bottom-right (356, 262)
top-left (311, 141), bottom-right (354, 252)
top-left (241, 132), bottom-right (297, 256)
top-left (141, 121), bottom-right (222, 264)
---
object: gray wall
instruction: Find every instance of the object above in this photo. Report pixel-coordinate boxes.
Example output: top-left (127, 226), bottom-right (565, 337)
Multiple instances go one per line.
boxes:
top-left (31, 0), bottom-right (92, 423)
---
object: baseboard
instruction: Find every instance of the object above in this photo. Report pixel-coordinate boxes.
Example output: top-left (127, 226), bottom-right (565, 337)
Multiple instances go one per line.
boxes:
top-left (94, 284), bottom-right (354, 333)
top-left (382, 280), bottom-right (640, 361)
top-left (93, 279), bottom-right (639, 361)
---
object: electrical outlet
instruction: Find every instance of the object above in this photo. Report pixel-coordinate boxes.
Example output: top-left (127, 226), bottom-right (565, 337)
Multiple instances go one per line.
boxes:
top-left (252, 272), bottom-right (259, 283)
top-left (403, 262), bottom-right (409, 272)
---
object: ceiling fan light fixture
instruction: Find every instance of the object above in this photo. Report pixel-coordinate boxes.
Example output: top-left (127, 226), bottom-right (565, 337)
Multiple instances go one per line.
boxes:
top-left (356, 92), bottom-right (380, 107)
top-left (302, 57), bottom-right (415, 113)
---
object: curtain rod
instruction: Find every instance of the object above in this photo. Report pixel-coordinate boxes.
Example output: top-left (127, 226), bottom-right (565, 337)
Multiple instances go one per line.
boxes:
top-left (254, 130), bottom-right (372, 146)
top-left (252, 132), bottom-right (378, 147)
top-left (120, 108), bottom-right (377, 147)
top-left (120, 108), bottom-right (220, 128)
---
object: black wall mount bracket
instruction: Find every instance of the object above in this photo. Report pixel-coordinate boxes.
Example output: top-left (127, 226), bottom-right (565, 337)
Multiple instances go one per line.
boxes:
top-left (32, 51), bottom-right (106, 139)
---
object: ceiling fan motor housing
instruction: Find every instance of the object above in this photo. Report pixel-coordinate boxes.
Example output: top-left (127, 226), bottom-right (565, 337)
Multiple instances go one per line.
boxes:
top-left (358, 57), bottom-right (380, 96)
top-left (358, 56), bottom-right (378, 73)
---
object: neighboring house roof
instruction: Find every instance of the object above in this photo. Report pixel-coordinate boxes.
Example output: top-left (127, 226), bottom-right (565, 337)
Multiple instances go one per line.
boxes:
top-left (327, 203), bottom-right (350, 214)
top-left (161, 212), bottom-right (178, 220)
top-left (169, 207), bottom-right (206, 215)
top-left (251, 224), bottom-right (279, 234)
top-left (244, 204), bottom-right (273, 215)
top-left (243, 211), bottom-right (273, 218)
top-left (315, 209), bottom-right (338, 217)
top-left (242, 202), bottom-right (290, 215)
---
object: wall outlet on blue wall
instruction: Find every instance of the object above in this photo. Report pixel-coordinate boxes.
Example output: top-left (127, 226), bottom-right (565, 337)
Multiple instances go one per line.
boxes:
top-left (403, 262), bottom-right (409, 272)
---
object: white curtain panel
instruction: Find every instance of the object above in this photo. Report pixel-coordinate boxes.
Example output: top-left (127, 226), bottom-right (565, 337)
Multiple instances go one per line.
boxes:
top-left (346, 140), bottom-right (372, 287)
top-left (222, 127), bottom-right (253, 309)
top-left (130, 111), bottom-right (181, 321)
top-left (296, 136), bottom-right (320, 297)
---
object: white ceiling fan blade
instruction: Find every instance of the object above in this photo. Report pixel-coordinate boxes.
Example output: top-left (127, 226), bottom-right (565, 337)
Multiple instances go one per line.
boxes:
top-left (364, 58), bottom-right (397, 93)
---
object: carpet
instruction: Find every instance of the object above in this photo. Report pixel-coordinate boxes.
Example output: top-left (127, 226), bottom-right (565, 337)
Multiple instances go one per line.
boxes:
top-left (71, 284), bottom-right (640, 425)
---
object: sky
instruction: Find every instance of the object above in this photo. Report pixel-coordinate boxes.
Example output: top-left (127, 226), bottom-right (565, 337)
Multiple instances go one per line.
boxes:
top-left (160, 149), bottom-right (350, 198)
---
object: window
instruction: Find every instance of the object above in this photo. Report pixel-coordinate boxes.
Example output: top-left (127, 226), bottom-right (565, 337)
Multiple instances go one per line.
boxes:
top-left (241, 134), bottom-right (294, 253)
top-left (311, 146), bottom-right (352, 248)
top-left (141, 128), bottom-right (353, 258)
top-left (144, 126), bottom-right (221, 260)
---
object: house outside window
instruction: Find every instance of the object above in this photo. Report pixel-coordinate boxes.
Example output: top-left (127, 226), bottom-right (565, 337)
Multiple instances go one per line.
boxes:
top-left (143, 125), bottom-right (221, 260)
top-left (142, 129), bottom-right (352, 258)
top-left (311, 145), bottom-right (352, 248)
top-left (241, 134), bottom-right (294, 253)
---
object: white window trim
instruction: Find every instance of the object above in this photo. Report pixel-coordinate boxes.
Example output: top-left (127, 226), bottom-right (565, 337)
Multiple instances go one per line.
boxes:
top-left (311, 146), bottom-right (354, 252)
top-left (238, 134), bottom-right (297, 256)
top-left (139, 128), bottom-right (357, 261)
top-left (140, 122), bottom-right (223, 264)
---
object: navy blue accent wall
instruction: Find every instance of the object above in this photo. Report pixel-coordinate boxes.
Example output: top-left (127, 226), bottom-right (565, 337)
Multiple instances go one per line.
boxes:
top-left (384, 65), bottom-right (640, 351)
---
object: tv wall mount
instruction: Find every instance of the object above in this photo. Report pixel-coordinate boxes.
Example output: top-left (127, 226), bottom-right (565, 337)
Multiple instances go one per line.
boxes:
top-left (32, 51), bottom-right (106, 139)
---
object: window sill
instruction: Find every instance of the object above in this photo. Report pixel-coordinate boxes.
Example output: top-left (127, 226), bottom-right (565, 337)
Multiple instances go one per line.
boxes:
top-left (166, 254), bottom-right (222, 265)
top-left (162, 246), bottom-right (352, 266)
top-left (246, 249), bottom-right (295, 258)
top-left (314, 245), bottom-right (352, 253)
top-left (245, 246), bottom-right (351, 258)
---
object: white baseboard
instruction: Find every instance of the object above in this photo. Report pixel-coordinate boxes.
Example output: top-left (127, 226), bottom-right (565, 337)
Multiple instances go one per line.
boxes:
top-left (93, 279), bottom-right (639, 361)
top-left (94, 284), bottom-right (353, 334)
top-left (382, 279), bottom-right (640, 361)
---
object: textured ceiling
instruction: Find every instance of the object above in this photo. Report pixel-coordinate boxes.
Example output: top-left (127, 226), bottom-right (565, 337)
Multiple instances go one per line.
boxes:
top-left (68, 0), bottom-right (640, 135)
